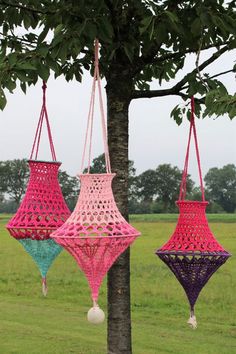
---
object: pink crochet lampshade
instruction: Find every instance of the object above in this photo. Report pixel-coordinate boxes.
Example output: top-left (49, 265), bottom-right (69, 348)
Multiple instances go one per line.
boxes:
top-left (51, 40), bottom-right (140, 322)
top-left (51, 173), bottom-right (140, 305)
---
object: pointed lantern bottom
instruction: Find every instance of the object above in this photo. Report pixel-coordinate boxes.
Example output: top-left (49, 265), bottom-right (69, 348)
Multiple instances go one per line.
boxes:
top-left (6, 161), bottom-right (71, 294)
top-left (156, 201), bottom-right (230, 326)
top-left (19, 238), bottom-right (62, 278)
top-left (51, 174), bottom-right (140, 311)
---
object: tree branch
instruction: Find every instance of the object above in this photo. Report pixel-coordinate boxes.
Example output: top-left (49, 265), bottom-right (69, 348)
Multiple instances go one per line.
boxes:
top-left (208, 69), bottom-right (234, 80)
top-left (0, 0), bottom-right (50, 14)
top-left (134, 40), bottom-right (232, 76)
top-left (0, 32), bottom-right (37, 48)
top-left (132, 44), bottom-right (232, 100)
top-left (178, 68), bottom-right (235, 91)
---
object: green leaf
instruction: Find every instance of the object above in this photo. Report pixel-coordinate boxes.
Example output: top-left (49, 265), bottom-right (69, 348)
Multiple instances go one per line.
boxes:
top-left (229, 104), bottom-right (236, 119)
top-left (37, 44), bottom-right (49, 57)
top-left (149, 19), bottom-right (155, 40)
top-left (4, 80), bottom-right (16, 93)
top-left (57, 44), bottom-right (68, 64)
top-left (124, 44), bottom-right (134, 62)
top-left (191, 18), bottom-right (202, 35)
top-left (98, 17), bottom-right (113, 42)
top-left (20, 82), bottom-right (27, 94)
top-left (165, 11), bottom-right (178, 23)
top-left (23, 13), bottom-right (32, 30)
top-left (3, 22), bottom-right (9, 35)
top-left (84, 22), bottom-right (97, 40)
top-left (171, 105), bottom-right (182, 125)
top-left (16, 62), bottom-right (37, 70)
top-left (46, 56), bottom-right (60, 75)
top-left (139, 16), bottom-right (153, 34)
top-left (37, 26), bottom-right (50, 44)
top-left (0, 88), bottom-right (6, 110)
top-left (37, 62), bottom-right (50, 81)
top-left (16, 71), bottom-right (29, 82)
top-left (8, 53), bottom-right (18, 67)
top-left (54, 24), bottom-right (64, 35)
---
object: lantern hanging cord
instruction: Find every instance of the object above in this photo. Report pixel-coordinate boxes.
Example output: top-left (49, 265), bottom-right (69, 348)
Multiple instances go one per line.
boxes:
top-left (42, 276), bottom-right (48, 296)
top-left (80, 39), bottom-right (111, 174)
top-left (30, 81), bottom-right (57, 161)
top-left (179, 97), bottom-right (205, 201)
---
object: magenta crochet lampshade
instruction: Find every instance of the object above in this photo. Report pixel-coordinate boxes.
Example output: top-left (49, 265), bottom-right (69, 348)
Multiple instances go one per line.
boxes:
top-left (7, 160), bottom-right (70, 240)
top-left (6, 82), bottom-right (71, 295)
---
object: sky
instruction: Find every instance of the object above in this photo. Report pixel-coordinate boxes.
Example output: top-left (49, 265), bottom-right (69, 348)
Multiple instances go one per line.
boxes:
top-left (0, 49), bottom-right (235, 185)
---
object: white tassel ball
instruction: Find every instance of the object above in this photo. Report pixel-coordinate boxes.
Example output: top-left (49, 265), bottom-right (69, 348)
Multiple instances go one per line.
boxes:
top-left (187, 315), bottom-right (197, 329)
top-left (87, 306), bottom-right (105, 324)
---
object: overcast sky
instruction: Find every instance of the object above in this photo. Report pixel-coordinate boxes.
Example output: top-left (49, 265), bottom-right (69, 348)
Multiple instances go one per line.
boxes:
top-left (0, 49), bottom-right (235, 184)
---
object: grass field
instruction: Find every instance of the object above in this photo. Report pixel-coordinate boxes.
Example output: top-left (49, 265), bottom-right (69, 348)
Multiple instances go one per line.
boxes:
top-left (0, 215), bottom-right (235, 354)
top-left (130, 213), bottom-right (236, 223)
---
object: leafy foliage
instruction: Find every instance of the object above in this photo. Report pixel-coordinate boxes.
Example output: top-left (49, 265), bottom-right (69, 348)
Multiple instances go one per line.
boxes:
top-left (0, 1), bottom-right (235, 121)
top-left (58, 170), bottom-right (80, 210)
top-left (155, 163), bottom-right (194, 212)
top-left (0, 159), bottom-right (29, 205)
top-left (135, 169), bottom-right (158, 203)
top-left (204, 164), bottom-right (236, 213)
top-left (83, 153), bottom-right (106, 174)
top-left (130, 163), bottom-right (194, 214)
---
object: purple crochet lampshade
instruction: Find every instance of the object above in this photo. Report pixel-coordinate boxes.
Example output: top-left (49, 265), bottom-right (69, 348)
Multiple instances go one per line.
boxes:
top-left (156, 98), bottom-right (230, 328)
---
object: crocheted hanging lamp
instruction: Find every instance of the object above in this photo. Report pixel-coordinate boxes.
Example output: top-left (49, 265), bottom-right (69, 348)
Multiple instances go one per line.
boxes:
top-left (51, 40), bottom-right (141, 323)
top-left (6, 82), bottom-right (71, 295)
top-left (156, 97), bottom-right (230, 329)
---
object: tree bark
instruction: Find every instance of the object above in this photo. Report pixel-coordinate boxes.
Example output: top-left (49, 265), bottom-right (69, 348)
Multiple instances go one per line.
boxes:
top-left (106, 66), bottom-right (133, 354)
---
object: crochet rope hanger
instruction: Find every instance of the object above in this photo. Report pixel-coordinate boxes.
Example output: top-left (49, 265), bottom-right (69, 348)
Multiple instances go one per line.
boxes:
top-left (156, 97), bottom-right (230, 329)
top-left (6, 81), bottom-right (71, 295)
top-left (51, 39), bottom-right (141, 324)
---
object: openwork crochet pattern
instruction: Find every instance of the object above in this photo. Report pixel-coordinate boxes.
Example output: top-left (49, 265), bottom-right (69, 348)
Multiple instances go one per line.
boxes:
top-left (51, 173), bottom-right (140, 302)
top-left (159, 201), bottom-right (226, 253)
top-left (7, 160), bottom-right (71, 240)
top-left (156, 201), bottom-right (230, 312)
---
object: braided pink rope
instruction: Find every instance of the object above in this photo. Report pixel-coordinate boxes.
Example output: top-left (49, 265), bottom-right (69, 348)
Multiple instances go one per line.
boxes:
top-left (179, 97), bottom-right (205, 201)
top-left (80, 39), bottom-right (111, 174)
top-left (30, 81), bottom-right (57, 161)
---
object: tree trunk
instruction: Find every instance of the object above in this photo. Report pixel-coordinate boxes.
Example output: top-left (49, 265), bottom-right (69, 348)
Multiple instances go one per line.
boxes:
top-left (106, 67), bottom-right (133, 354)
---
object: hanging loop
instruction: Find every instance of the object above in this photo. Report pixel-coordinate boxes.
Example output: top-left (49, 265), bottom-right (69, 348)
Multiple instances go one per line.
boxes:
top-left (30, 81), bottom-right (57, 161)
top-left (80, 39), bottom-right (111, 174)
top-left (179, 97), bottom-right (205, 201)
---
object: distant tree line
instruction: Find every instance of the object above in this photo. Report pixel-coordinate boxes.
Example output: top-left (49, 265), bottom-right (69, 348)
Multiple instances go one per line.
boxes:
top-left (0, 157), bottom-right (235, 214)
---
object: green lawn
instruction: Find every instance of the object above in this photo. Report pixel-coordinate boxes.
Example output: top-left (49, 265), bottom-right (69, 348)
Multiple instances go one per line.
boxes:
top-left (0, 216), bottom-right (235, 354)
top-left (130, 213), bottom-right (236, 223)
